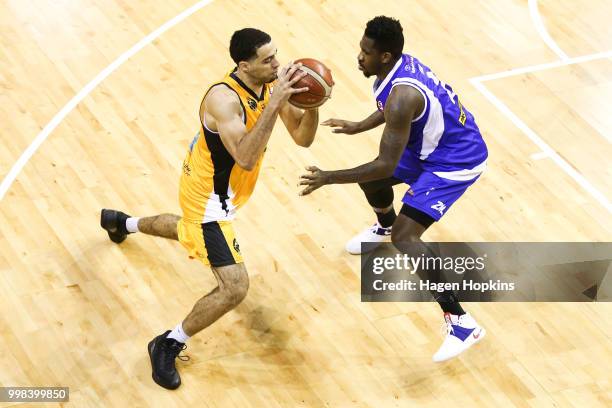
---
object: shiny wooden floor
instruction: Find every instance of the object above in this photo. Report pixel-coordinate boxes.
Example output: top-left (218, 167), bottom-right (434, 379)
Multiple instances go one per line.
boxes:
top-left (1, 0), bottom-right (611, 406)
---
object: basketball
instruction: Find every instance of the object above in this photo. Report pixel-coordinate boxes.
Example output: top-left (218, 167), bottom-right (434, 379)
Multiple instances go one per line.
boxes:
top-left (289, 58), bottom-right (334, 109)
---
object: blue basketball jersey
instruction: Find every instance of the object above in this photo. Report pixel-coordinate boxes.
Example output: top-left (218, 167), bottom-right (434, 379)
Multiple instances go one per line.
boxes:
top-left (374, 54), bottom-right (488, 181)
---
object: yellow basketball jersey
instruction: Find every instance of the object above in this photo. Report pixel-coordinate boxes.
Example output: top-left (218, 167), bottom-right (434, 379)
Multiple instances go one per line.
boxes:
top-left (179, 69), bottom-right (272, 223)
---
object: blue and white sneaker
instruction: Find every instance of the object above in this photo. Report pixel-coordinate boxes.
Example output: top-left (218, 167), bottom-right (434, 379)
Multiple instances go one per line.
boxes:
top-left (345, 222), bottom-right (392, 254)
top-left (433, 312), bottom-right (485, 362)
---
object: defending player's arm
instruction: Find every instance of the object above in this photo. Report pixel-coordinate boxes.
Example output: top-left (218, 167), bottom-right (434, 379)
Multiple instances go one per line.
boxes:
top-left (279, 103), bottom-right (319, 147)
top-left (205, 63), bottom-right (307, 171)
top-left (321, 110), bottom-right (385, 135)
top-left (299, 86), bottom-right (424, 195)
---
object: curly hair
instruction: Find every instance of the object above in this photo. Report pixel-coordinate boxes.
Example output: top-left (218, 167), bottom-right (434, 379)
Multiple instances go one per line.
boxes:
top-left (364, 16), bottom-right (404, 58)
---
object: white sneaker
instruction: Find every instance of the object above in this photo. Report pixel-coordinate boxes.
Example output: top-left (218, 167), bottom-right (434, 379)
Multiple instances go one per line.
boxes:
top-left (432, 312), bottom-right (485, 362)
top-left (345, 222), bottom-right (392, 255)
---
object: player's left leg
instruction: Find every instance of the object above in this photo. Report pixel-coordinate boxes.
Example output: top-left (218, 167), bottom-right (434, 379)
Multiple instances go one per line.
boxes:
top-left (391, 171), bottom-right (485, 362)
top-left (100, 209), bottom-right (180, 242)
top-left (345, 176), bottom-right (404, 254)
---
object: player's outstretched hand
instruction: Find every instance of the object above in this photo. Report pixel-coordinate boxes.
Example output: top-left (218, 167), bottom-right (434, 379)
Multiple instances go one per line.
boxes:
top-left (299, 166), bottom-right (329, 196)
top-left (321, 118), bottom-right (361, 134)
top-left (270, 62), bottom-right (309, 107)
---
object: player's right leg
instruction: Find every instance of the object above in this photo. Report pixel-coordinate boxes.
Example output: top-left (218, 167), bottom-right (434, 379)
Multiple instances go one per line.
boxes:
top-left (392, 169), bottom-right (486, 362)
top-left (100, 209), bottom-right (180, 242)
top-left (148, 262), bottom-right (249, 390)
top-left (345, 176), bottom-right (403, 254)
top-left (148, 219), bottom-right (245, 389)
top-left (181, 263), bottom-right (249, 335)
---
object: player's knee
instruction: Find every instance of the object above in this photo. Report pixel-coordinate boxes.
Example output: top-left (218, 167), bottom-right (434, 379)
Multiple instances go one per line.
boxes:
top-left (358, 180), bottom-right (377, 194)
top-left (391, 227), bottom-right (421, 245)
top-left (223, 269), bottom-right (249, 308)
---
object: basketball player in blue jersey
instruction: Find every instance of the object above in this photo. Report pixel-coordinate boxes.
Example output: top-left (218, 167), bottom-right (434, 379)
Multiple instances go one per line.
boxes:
top-left (300, 16), bottom-right (487, 362)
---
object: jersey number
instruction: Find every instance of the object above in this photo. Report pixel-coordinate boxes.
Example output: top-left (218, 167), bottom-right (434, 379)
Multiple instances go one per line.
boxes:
top-left (426, 70), bottom-right (466, 125)
top-left (426, 71), bottom-right (457, 103)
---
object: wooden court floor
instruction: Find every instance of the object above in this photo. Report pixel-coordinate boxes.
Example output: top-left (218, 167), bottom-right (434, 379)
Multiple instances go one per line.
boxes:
top-left (1, 0), bottom-right (611, 406)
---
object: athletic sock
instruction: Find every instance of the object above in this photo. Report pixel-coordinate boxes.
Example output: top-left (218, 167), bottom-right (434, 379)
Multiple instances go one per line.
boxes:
top-left (436, 291), bottom-right (466, 315)
top-left (126, 217), bottom-right (140, 233)
top-left (441, 302), bottom-right (466, 316)
top-left (167, 323), bottom-right (190, 343)
top-left (375, 208), bottom-right (396, 228)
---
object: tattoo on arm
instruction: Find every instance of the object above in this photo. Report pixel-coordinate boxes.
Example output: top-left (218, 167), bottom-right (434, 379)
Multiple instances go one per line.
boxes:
top-left (326, 86), bottom-right (424, 184)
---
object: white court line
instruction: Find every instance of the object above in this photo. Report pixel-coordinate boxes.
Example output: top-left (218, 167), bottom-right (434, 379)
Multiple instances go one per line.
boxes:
top-left (530, 151), bottom-right (551, 160)
top-left (472, 3), bottom-right (611, 213)
top-left (0, 0), bottom-right (214, 202)
top-left (472, 50), bottom-right (612, 83)
top-left (470, 78), bottom-right (612, 214)
top-left (529, 0), bottom-right (569, 61)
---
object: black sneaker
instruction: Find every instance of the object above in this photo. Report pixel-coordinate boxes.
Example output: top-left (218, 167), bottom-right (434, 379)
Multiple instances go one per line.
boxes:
top-left (100, 209), bottom-right (131, 243)
top-left (147, 330), bottom-right (189, 390)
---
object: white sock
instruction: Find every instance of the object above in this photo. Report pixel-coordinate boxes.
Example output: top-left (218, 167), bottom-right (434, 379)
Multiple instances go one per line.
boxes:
top-left (167, 323), bottom-right (190, 344)
top-left (126, 217), bottom-right (140, 233)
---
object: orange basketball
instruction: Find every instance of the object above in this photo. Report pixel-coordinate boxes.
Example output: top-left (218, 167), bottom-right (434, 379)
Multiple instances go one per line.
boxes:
top-left (289, 58), bottom-right (334, 109)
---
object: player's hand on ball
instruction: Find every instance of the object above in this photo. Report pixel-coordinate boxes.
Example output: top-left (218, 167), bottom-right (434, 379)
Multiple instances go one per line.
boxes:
top-left (288, 58), bottom-right (333, 109)
top-left (321, 118), bottom-right (361, 134)
top-left (299, 166), bottom-right (329, 196)
top-left (271, 62), bottom-right (308, 107)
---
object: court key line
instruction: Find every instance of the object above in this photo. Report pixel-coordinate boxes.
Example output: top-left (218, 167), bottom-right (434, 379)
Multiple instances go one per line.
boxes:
top-left (470, 78), bottom-right (611, 214)
top-left (470, 49), bottom-right (612, 214)
top-left (0, 0), bottom-right (214, 202)
top-left (471, 50), bottom-right (612, 83)
top-left (471, 1), bottom-right (610, 213)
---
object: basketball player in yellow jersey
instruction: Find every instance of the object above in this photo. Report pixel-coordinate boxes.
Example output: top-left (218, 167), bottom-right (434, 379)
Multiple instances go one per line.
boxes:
top-left (99, 28), bottom-right (320, 390)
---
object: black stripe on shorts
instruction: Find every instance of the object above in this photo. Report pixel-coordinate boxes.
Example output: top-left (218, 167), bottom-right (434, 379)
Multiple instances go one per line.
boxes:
top-left (202, 222), bottom-right (236, 267)
top-left (399, 204), bottom-right (436, 229)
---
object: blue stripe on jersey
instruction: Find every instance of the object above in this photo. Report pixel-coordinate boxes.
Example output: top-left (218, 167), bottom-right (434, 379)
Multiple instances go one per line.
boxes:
top-left (189, 131), bottom-right (200, 152)
top-left (374, 54), bottom-right (488, 177)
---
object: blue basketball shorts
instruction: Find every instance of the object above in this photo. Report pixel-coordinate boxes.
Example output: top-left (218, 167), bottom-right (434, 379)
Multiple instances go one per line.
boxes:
top-left (393, 162), bottom-right (486, 221)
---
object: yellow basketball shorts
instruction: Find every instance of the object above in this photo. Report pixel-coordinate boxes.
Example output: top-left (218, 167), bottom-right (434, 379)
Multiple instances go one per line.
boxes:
top-left (177, 219), bottom-right (243, 267)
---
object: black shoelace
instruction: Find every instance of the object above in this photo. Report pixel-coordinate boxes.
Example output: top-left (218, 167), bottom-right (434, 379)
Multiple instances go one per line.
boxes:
top-left (161, 341), bottom-right (190, 371)
top-left (176, 344), bottom-right (190, 362)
